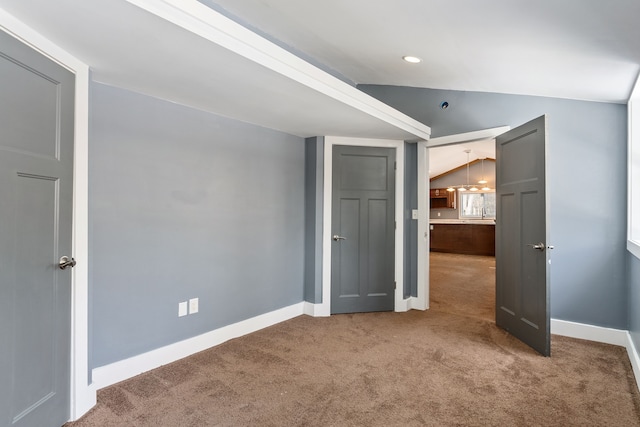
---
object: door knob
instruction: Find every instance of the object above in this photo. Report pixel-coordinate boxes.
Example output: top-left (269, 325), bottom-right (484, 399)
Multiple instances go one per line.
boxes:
top-left (527, 243), bottom-right (545, 251)
top-left (332, 235), bottom-right (347, 241)
top-left (59, 256), bottom-right (76, 270)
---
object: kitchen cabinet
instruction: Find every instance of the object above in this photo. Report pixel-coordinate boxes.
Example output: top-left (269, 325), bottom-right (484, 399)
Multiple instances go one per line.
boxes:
top-left (430, 188), bottom-right (456, 209)
top-left (430, 223), bottom-right (495, 256)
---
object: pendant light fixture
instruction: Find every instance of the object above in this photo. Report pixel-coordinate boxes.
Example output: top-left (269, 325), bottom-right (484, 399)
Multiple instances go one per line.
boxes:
top-left (458, 149), bottom-right (472, 192)
top-left (444, 150), bottom-right (493, 192)
top-left (479, 158), bottom-right (491, 191)
top-left (478, 158), bottom-right (488, 185)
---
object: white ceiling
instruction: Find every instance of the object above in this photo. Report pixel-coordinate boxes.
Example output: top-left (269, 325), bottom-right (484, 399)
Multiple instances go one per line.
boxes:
top-left (208, 0), bottom-right (640, 103)
top-left (1, 0), bottom-right (639, 143)
top-left (429, 140), bottom-right (496, 179)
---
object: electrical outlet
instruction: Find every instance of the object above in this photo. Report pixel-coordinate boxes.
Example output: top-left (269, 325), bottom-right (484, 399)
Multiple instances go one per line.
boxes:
top-left (178, 301), bottom-right (188, 317)
top-left (189, 297), bottom-right (199, 314)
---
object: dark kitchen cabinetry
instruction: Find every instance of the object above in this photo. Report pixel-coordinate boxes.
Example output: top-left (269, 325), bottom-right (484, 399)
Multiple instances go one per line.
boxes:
top-left (430, 223), bottom-right (495, 256)
top-left (430, 188), bottom-right (456, 209)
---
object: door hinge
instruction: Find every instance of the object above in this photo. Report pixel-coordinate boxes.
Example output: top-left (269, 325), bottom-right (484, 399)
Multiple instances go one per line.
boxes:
top-left (394, 281), bottom-right (397, 290)
top-left (394, 161), bottom-right (397, 171)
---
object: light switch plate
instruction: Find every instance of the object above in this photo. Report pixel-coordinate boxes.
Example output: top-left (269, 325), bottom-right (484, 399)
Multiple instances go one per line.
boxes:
top-left (189, 297), bottom-right (199, 314)
top-left (411, 209), bottom-right (419, 220)
top-left (178, 301), bottom-right (188, 317)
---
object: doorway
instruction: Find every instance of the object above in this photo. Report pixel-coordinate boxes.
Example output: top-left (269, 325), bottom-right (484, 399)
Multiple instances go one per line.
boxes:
top-left (416, 126), bottom-right (509, 312)
top-left (419, 118), bottom-right (551, 356)
top-left (428, 140), bottom-right (497, 321)
top-left (330, 145), bottom-right (396, 314)
top-left (319, 136), bottom-right (406, 316)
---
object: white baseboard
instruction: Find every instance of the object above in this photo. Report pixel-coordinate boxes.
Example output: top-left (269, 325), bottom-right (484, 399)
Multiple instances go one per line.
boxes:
top-left (625, 333), bottom-right (640, 394)
top-left (407, 296), bottom-right (427, 311)
top-left (551, 318), bottom-right (640, 393)
top-left (551, 318), bottom-right (629, 346)
top-left (92, 302), bottom-right (305, 390)
top-left (303, 301), bottom-right (330, 317)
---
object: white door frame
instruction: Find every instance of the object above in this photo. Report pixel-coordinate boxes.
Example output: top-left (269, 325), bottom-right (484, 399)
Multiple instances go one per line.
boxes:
top-left (0, 10), bottom-right (95, 420)
top-left (317, 136), bottom-right (406, 316)
top-left (414, 140), bottom-right (429, 310)
top-left (418, 127), bottom-right (510, 309)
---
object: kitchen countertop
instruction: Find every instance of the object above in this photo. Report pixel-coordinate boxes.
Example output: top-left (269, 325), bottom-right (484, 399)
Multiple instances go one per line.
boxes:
top-left (429, 219), bottom-right (496, 225)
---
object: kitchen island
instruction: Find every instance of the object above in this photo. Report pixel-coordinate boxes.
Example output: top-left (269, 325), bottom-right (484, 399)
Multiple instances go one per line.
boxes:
top-left (429, 219), bottom-right (495, 256)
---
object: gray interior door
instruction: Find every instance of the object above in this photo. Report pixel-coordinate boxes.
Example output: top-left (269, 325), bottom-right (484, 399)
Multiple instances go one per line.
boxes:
top-left (331, 145), bottom-right (395, 314)
top-left (0, 31), bottom-right (75, 426)
top-left (495, 115), bottom-right (550, 356)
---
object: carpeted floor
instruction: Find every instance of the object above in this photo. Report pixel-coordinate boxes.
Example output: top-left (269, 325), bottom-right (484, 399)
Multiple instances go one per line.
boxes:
top-left (66, 253), bottom-right (640, 426)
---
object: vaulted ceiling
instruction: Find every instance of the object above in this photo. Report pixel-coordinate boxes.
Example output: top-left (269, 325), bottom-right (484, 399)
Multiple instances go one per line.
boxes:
top-left (1, 0), bottom-right (638, 144)
top-left (203, 0), bottom-right (640, 103)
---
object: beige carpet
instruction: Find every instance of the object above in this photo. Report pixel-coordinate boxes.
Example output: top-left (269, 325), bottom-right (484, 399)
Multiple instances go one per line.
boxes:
top-left (67, 253), bottom-right (640, 426)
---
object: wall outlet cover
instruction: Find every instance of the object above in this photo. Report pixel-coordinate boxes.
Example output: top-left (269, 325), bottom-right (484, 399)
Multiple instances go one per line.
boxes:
top-left (189, 297), bottom-right (199, 314)
top-left (178, 301), bottom-right (188, 317)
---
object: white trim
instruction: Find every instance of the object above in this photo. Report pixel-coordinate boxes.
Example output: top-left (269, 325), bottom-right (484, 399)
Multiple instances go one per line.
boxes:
top-left (551, 319), bottom-right (629, 346)
top-left (427, 126), bottom-right (510, 148)
top-left (303, 301), bottom-right (329, 317)
top-left (92, 303), bottom-right (305, 390)
top-left (414, 140), bottom-right (429, 310)
top-left (551, 319), bottom-right (640, 393)
top-left (320, 137), bottom-right (405, 315)
top-left (0, 9), bottom-right (94, 421)
top-left (628, 81), bottom-right (640, 260)
top-left (625, 333), bottom-right (640, 394)
top-left (125, 0), bottom-right (431, 141)
top-left (628, 240), bottom-right (640, 260)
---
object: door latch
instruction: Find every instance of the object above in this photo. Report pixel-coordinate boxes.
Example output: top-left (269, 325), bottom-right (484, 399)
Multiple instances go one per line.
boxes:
top-left (59, 256), bottom-right (76, 270)
top-left (527, 243), bottom-right (545, 251)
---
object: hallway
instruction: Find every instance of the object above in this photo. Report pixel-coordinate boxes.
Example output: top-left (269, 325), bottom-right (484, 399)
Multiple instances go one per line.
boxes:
top-left (429, 252), bottom-right (495, 322)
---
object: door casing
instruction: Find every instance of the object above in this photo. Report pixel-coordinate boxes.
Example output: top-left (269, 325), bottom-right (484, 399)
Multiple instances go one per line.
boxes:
top-left (318, 136), bottom-right (406, 316)
top-left (0, 15), bottom-right (95, 420)
top-left (330, 145), bottom-right (396, 313)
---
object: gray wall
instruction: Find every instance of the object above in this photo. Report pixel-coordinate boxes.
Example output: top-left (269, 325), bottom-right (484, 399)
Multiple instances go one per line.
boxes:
top-left (360, 85), bottom-right (629, 329)
top-left (89, 82), bottom-right (305, 368)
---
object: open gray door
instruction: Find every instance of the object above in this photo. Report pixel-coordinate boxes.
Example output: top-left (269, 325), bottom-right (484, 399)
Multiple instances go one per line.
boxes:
top-left (495, 115), bottom-right (550, 356)
top-left (0, 31), bottom-right (75, 426)
top-left (331, 145), bottom-right (395, 314)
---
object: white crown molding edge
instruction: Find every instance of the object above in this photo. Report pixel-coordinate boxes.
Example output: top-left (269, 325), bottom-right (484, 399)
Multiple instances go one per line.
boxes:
top-left (125, 0), bottom-right (431, 141)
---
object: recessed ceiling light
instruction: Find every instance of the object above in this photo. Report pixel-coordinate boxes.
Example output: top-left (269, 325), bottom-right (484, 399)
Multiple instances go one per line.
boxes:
top-left (402, 56), bottom-right (421, 64)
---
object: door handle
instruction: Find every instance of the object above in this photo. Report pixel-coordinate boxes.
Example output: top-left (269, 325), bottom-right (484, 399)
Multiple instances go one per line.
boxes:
top-left (59, 256), bottom-right (76, 270)
top-left (527, 243), bottom-right (545, 251)
top-left (332, 235), bottom-right (347, 241)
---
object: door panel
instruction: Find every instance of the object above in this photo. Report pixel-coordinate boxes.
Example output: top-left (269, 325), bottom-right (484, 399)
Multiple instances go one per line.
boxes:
top-left (495, 115), bottom-right (549, 356)
top-left (0, 52), bottom-right (60, 158)
top-left (367, 199), bottom-right (388, 296)
top-left (331, 146), bottom-right (395, 314)
top-left (0, 31), bottom-right (75, 426)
